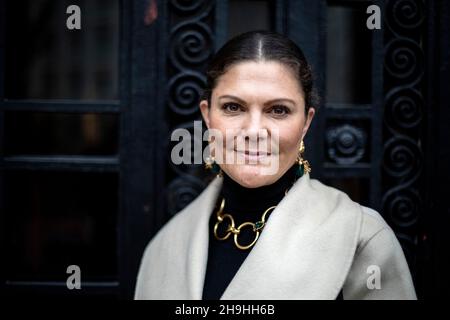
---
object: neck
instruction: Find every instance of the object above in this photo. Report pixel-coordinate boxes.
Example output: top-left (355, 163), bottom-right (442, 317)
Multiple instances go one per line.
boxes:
top-left (220, 165), bottom-right (297, 216)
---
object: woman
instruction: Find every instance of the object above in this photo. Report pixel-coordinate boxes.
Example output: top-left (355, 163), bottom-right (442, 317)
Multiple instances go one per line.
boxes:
top-left (135, 31), bottom-right (417, 300)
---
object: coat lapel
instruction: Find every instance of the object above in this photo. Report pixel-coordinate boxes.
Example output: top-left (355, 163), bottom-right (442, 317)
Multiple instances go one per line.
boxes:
top-left (185, 173), bottom-right (362, 300)
top-left (184, 177), bottom-right (222, 299)
top-left (219, 174), bottom-right (362, 299)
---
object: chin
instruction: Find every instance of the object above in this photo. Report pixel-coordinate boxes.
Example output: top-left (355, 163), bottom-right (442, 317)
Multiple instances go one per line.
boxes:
top-left (224, 164), bottom-right (279, 188)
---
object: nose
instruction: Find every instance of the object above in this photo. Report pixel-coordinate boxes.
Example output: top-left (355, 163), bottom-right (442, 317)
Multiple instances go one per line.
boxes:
top-left (241, 110), bottom-right (269, 146)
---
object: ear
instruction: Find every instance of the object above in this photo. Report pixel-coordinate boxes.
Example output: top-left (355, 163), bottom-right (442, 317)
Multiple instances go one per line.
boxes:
top-left (199, 99), bottom-right (211, 129)
top-left (301, 107), bottom-right (316, 140)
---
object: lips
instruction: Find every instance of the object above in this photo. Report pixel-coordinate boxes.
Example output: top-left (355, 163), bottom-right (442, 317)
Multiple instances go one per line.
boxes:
top-left (236, 150), bottom-right (271, 156)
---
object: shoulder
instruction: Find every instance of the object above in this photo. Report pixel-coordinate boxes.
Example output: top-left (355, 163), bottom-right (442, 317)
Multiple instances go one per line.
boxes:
top-left (310, 177), bottom-right (392, 239)
top-left (309, 177), bottom-right (400, 252)
top-left (357, 205), bottom-right (398, 254)
top-left (335, 205), bottom-right (417, 299)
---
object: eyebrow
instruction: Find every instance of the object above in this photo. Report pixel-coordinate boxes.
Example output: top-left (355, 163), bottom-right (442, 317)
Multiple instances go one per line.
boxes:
top-left (218, 95), bottom-right (296, 106)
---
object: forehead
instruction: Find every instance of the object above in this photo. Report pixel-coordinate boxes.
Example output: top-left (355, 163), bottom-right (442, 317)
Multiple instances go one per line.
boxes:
top-left (213, 61), bottom-right (303, 100)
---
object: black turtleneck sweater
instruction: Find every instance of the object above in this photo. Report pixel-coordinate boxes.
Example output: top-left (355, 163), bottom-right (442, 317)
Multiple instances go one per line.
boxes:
top-left (202, 165), bottom-right (298, 300)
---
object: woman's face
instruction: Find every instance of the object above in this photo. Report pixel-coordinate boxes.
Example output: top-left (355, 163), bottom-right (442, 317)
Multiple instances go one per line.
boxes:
top-left (200, 61), bottom-right (315, 188)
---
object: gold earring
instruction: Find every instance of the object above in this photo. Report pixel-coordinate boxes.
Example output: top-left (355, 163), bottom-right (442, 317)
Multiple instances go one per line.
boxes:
top-left (205, 137), bottom-right (223, 177)
top-left (205, 156), bottom-right (223, 177)
top-left (296, 140), bottom-right (311, 177)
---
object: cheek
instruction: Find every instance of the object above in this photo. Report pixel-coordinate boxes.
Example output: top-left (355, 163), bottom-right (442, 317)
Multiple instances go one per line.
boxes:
top-left (208, 113), bottom-right (243, 144)
top-left (278, 127), bottom-right (302, 157)
top-left (209, 118), bottom-right (229, 143)
top-left (208, 110), bottom-right (234, 131)
top-left (207, 114), bottom-right (227, 139)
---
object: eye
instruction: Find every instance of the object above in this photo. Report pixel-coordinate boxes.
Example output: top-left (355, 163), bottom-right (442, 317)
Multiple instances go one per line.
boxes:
top-left (269, 105), bottom-right (290, 117)
top-left (222, 102), bottom-right (242, 113)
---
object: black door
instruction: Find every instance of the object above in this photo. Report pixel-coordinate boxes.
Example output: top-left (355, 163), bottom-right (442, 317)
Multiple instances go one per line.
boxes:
top-left (1, 0), bottom-right (449, 299)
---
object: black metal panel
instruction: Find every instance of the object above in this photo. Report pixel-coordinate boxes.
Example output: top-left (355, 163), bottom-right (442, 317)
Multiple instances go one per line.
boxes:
top-left (214, 0), bottom-right (228, 50)
top-left (117, 0), bottom-right (159, 298)
top-left (382, 0), bottom-right (426, 289)
top-left (0, 0), bottom-right (6, 297)
top-left (0, 0), bottom-right (4, 101)
top-left (421, 0), bottom-right (450, 299)
top-left (275, 0), bottom-right (288, 34)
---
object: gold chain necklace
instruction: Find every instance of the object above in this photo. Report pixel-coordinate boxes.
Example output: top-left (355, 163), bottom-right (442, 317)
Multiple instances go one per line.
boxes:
top-left (213, 198), bottom-right (276, 250)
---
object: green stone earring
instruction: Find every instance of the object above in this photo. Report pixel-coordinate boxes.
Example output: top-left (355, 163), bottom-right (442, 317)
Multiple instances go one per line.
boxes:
top-left (205, 135), bottom-right (223, 177)
top-left (205, 156), bottom-right (223, 177)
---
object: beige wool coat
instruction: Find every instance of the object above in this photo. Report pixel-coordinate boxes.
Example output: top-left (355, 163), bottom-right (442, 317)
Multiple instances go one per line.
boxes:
top-left (134, 173), bottom-right (417, 300)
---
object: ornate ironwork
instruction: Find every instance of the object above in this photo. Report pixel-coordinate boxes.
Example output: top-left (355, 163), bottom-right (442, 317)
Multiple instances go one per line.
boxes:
top-left (166, 174), bottom-right (206, 216)
top-left (384, 87), bottom-right (423, 130)
top-left (385, 0), bottom-right (425, 34)
top-left (326, 124), bottom-right (367, 165)
top-left (168, 71), bottom-right (206, 115)
top-left (382, 0), bottom-right (425, 271)
top-left (384, 38), bottom-right (424, 83)
top-left (165, 0), bottom-right (215, 216)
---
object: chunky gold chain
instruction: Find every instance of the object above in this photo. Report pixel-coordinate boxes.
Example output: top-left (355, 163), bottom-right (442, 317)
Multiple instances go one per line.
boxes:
top-left (213, 198), bottom-right (276, 250)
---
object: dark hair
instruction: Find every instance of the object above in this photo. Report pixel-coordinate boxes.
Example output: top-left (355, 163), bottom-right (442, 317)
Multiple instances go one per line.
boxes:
top-left (201, 30), bottom-right (318, 113)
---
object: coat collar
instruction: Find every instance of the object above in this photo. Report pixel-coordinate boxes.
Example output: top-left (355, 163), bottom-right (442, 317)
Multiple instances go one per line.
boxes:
top-left (184, 173), bottom-right (362, 300)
